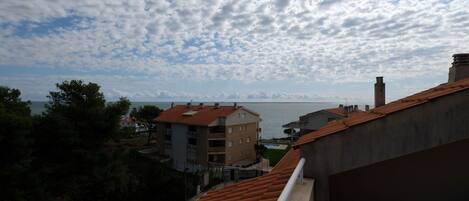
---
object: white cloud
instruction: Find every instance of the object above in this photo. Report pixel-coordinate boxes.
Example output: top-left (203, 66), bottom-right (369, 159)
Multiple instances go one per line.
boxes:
top-left (0, 0), bottom-right (468, 100)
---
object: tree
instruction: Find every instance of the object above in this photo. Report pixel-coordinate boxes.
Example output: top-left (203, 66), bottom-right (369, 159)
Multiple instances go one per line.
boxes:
top-left (32, 80), bottom-right (132, 201)
top-left (0, 86), bottom-right (33, 201)
top-left (130, 105), bottom-right (163, 144)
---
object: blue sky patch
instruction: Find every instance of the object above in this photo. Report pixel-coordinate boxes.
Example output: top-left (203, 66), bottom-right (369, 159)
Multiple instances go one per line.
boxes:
top-left (8, 15), bottom-right (91, 38)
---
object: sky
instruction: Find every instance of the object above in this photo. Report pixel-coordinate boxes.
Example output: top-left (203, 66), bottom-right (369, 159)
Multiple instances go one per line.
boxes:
top-left (1, 0), bottom-right (468, 103)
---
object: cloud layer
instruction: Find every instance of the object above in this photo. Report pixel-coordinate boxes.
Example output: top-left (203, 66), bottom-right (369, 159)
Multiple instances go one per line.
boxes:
top-left (1, 0), bottom-right (468, 101)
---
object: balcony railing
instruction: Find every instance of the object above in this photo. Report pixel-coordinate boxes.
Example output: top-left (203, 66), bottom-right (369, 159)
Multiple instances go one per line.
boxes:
top-left (208, 146), bottom-right (225, 153)
top-left (277, 157), bottom-right (306, 201)
top-left (208, 132), bottom-right (225, 139)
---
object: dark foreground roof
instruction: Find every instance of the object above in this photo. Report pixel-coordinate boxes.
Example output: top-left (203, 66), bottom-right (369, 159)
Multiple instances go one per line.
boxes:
top-left (295, 77), bottom-right (469, 147)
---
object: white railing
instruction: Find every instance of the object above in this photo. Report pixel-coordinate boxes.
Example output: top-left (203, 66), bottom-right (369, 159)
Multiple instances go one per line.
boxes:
top-left (277, 157), bottom-right (306, 201)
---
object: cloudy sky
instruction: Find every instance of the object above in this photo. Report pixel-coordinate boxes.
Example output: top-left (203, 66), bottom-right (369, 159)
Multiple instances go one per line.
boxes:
top-left (1, 0), bottom-right (468, 103)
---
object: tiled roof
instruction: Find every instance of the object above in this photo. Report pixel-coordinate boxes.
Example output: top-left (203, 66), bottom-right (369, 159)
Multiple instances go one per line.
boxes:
top-left (323, 107), bottom-right (347, 116)
top-left (155, 105), bottom-right (242, 126)
top-left (295, 78), bottom-right (469, 147)
top-left (323, 107), bottom-right (363, 116)
top-left (198, 149), bottom-right (300, 201)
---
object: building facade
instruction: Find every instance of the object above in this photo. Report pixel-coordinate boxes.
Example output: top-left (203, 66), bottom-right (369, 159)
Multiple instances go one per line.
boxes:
top-left (155, 104), bottom-right (261, 171)
top-left (283, 105), bottom-right (364, 135)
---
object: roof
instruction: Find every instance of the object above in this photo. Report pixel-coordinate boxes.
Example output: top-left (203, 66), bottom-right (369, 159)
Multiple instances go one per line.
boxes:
top-left (198, 149), bottom-right (300, 201)
top-left (155, 105), bottom-right (237, 126)
top-left (323, 107), bottom-right (347, 116)
top-left (324, 106), bottom-right (364, 117)
top-left (295, 77), bottom-right (469, 147)
top-left (283, 106), bottom-right (362, 128)
top-left (282, 120), bottom-right (300, 128)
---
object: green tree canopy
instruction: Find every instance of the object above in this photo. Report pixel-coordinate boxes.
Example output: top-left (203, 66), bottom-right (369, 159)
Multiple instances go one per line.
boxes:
top-left (130, 105), bottom-right (163, 144)
top-left (33, 80), bottom-right (132, 201)
top-left (0, 86), bottom-right (33, 201)
top-left (130, 105), bottom-right (163, 126)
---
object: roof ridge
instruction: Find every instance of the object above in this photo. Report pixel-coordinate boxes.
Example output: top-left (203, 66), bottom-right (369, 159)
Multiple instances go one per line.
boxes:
top-left (294, 77), bottom-right (469, 147)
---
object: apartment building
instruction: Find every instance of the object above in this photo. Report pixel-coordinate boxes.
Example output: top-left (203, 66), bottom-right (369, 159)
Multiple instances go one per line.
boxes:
top-left (155, 103), bottom-right (261, 171)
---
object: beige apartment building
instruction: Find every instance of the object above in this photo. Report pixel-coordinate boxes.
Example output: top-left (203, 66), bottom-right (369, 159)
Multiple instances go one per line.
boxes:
top-left (155, 103), bottom-right (261, 171)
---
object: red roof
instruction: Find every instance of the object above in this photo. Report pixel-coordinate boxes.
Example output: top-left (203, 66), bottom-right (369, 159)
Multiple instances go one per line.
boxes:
top-left (324, 107), bottom-right (347, 116)
top-left (198, 149), bottom-right (300, 201)
top-left (155, 105), bottom-right (244, 126)
top-left (295, 78), bottom-right (469, 147)
top-left (323, 107), bottom-right (363, 116)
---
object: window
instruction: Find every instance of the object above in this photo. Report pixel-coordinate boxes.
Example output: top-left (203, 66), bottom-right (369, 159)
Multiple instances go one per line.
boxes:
top-left (188, 125), bottom-right (197, 132)
top-left (228, 141), bottom-right (233, 147)
top-left (239, 126), bottom-right (242, 131)
top-left (228, 127), bottom-right (232, 134)
top-left (239, 138), bottom-right (243, 144)
top-left (241, 113), bottom-right (246, 118)
top-left (227, 155), bottom-right (232, 161)
top-left (209, 140), bottom-right (225, 147)
top-left (246, 137), bottom-right (250, 143)
top-left (165, 134), bottom-right (171, 141)
top-left (188, 138), bottom-right (197, 145)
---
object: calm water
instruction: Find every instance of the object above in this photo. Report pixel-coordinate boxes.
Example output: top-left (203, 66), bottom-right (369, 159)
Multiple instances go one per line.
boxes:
top-left (30, 102), bottom-right (337, 139)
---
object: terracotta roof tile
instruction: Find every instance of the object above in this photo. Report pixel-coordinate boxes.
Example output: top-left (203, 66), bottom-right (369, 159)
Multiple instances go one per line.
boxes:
top-left (198, 149), bottom-right (300, 201)
top-left (324, 107), bottom-right (364, 117)
top-left (155, 105), bottom-right (250, 126)
top-left (295, 77), bottom-right (469, 147)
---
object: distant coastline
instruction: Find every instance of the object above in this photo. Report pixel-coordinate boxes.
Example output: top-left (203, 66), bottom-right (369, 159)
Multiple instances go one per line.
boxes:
top-left (30, 101), bottom-right (338, 139)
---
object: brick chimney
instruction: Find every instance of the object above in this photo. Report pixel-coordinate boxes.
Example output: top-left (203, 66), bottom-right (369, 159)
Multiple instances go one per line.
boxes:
top-left (374, 76), bottom-right (385, 108)
top-left (448, 53), bottom-right (469, 83)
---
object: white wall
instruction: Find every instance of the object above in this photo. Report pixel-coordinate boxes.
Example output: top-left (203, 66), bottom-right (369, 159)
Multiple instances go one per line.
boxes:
top-left (223, 108), bottom-right (260, 126)
top-left (171, 124), bottom-right (188, 171)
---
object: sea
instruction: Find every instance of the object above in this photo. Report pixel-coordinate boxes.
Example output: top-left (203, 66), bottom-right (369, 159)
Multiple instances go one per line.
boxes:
top-left (30, 102), bottom-right (338, 139)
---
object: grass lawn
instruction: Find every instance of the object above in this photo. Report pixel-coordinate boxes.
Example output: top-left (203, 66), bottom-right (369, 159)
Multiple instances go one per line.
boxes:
top-left (262, 145), bottom-right (291, 167)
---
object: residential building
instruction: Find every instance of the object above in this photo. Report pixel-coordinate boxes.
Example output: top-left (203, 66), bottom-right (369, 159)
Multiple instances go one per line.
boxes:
top-left (155, 103), bottom-right (261, 171)
top-left (283, 105), bottom-right (364, 135)
top-left (198, 53), bottom-right (469, 201)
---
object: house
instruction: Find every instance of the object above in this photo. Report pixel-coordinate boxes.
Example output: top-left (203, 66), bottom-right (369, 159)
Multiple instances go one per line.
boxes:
top-left (198, 53), bottom-right (469, 201)
top-left (283, 105), bottom-right (364, 135)
top-left (154, 103), bottom-right (261, 171)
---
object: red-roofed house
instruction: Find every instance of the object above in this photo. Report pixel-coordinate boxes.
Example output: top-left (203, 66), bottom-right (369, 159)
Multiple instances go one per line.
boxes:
top-left (283, 105), bottom-right (364, 135)
top-left (155, 103), bottom-right (261, 171)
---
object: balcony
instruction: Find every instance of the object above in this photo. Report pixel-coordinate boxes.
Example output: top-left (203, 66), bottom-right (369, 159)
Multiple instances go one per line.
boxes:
top-left (208, 153), bottom-right (225, 164)
top-left (208, 132), bottom-right (225, 139)
top-left (208, 146), bottom-right (225, 153)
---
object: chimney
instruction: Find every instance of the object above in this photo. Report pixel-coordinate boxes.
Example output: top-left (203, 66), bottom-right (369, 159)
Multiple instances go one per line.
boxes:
top-left (199, 103), bottom-right (204, 108)
top-left (186, 102), bottom-right (191, 108)
top-left (448, 53), bottom-right (469, 83)
top-left (365, 105), bottom-right (370, 111)
top-left (374, 76), bottom-right (385, 108)
top-left (353, 105), bottom-right (358, 112)
top-left (171, 102), bottom-right (174, 108)
top-left (339, 104), bottom-right (344, 109)
top-left (214, 102), bottom-right (220, 108)
top-left (233, 102), bottom-right (237, 108)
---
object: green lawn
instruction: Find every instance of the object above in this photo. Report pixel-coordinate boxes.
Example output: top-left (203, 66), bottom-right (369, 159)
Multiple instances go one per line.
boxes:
top-left (262, 146), bottom-right (291, 167)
